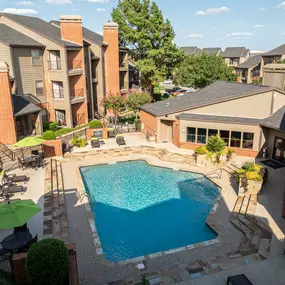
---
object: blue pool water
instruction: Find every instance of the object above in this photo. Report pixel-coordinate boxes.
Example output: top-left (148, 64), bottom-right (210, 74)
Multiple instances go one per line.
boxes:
top-left (80, 160), bottom-right (220, 262)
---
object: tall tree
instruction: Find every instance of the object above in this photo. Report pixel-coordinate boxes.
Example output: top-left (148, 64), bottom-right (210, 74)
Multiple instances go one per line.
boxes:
top-left (112, 0), bottom-right (183, 86)
top-left (126, 91), bottom-right (152, 118)
top-left (174, 53), bottom-right (238, 89)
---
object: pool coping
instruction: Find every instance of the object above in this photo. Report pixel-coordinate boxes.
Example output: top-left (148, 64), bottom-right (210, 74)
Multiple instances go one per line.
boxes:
top-left (75, 158), bottom-right (224, 267)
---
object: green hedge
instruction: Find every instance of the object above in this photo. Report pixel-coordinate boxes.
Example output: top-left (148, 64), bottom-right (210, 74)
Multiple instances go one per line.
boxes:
top-left (88, 120), bottom-right (102, 129)
top-left (42, 130), bottom-right (56, 140)
top-left (26, 238), bottom-right (69, 285)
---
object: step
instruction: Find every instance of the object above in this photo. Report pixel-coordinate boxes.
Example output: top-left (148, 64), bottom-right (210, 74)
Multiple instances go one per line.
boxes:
top-left (230, 218), bottom-right (252, 236)
top-left (232, 196), bottom-right (244, 216)
top-left (240, 195), bottom-right (250, 215)
top-left (258, 238), bottom-right (270, 259)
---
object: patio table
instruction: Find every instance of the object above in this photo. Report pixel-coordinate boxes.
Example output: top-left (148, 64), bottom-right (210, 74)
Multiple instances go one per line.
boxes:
top-left (1, 232), bottom-right (32, 250)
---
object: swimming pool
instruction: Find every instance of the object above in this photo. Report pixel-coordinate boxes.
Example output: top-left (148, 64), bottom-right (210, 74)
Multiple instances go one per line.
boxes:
top-left (80, 160), bottom-right (220, 262)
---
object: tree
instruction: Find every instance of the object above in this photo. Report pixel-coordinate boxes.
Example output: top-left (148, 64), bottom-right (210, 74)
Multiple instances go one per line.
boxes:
top-left (174, 53), bottom-right (238, 89)
top-left (112, 0), bottom-right (183, 86)
top-left (101, 94), bottom-right (125, 129)
top-left (126, 91), bottom-right (152, 118)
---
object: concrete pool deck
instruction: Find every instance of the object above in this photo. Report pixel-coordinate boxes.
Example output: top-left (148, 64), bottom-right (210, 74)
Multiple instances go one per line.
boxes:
top-left (60, 148), bottom-right (285, 285)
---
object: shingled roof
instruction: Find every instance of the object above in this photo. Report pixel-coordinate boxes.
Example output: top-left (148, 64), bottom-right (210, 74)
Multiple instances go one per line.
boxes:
top-left (177, 113), bottom-right (261, 125)
top-left (235, 55), bottom-right (262, 69)
top-left (260, 106), bottom-right (285, 131)
top-left (0, 24), bottom-right (44, 47)
top-left (12, 95), bottom-right (42, 117)
top-left (202, 47), bottom-right (222, 55)
top-left (263, 44), bottom-right (285, 56)
top-left (140, 81), bottom-right (277, 117)
top-left (180, 46), bottom-right (200, 56)
top-left (220, 47), bottom-right (249, 58)
top-left (1, 13), bottom-right (81, 48)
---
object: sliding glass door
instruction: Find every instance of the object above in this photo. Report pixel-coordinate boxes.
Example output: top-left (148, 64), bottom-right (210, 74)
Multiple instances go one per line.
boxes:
top-left (273, 137), bottom-right (285, 162)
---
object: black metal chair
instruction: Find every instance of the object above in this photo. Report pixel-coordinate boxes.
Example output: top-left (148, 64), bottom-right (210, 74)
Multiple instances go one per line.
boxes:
top-left (18, 234), bottom-right (38, 253)
top-left (31, 150), bottom-right (39, 156)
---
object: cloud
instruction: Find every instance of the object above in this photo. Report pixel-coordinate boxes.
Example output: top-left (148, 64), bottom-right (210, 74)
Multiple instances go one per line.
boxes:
top-left (227, 32), bottom-right (254, 37)
top-left (15, 1), bottom-right (34, 5)
top-left (277, 1), bottom-right (285, 8)
top-left (88, 0), bottom-right (108, 2)
top-left (259, 8), bottom-right (267, 11)
top-left (44, 0), bottom-right (71, 4)
top-left (277, 32), bottom-right (285, 36)
top-left (185, 34), bottom-right (204, 38)
top-left (96, 7), bottom-right (105, 11)
top-left (195, 7), bottom-right (229, 16)
top-left (235, 37), bottom-right (250, 40)
top-left (1, 8), bottom-right (38, 14)
top-left (253, 24), bottom-right (264, 28)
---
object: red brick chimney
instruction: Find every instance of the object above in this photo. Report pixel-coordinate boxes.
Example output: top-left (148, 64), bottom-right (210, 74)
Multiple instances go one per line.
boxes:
top-left (0, 62), bottom-right (17, 144)
top-left (103, 22), bottom-right (120, 95)
top-left (60, 15), bottom-right (83, 45)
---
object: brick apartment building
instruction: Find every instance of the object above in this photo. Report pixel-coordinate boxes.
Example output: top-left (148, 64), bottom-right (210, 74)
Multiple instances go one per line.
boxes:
top-left (0, 13), bottom-right (128, 144)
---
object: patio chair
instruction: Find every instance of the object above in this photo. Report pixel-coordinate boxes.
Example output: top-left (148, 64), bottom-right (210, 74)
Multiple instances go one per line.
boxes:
top-left (18, 234), bottom-right (38, 253)
top-left (17, 158), bottom-right (25, 170)
top-left (91, 138), bottom-right (100, 148)
top-left (62, 142), bottom-right (73, 154)
top-left (116, 136), bottom-right (126, 146)
top-left (1, 184), bottom-right (26, 195)
top-left (1, 170), bottom-right (29, 184)
top-left (108, 130), bottom-right (116, 138)
top-left (31, 150), bottom-right (39, 156)
top-left (34, 156), bottom-right (43, 170)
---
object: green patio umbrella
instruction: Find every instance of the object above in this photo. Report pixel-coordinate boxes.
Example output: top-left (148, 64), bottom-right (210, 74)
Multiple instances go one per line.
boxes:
top-left (0, 199), bottom-right (41, 229)
top-left (14, 136), bottom-right (46, 148)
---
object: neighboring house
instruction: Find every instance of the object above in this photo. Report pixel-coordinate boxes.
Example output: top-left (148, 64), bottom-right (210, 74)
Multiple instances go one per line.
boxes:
top-left (220, 47), bottom-right (249, 67)
top-left (261, 44), bottom-right (285, 78)
top-left (202, 47), bottom-right (222, 56)
top-left (140, 80), bottom-right (285, 159)
top-left (180, 46), bottom-right (201, 56)
top-left (262, 64), bottom-right (285, 90)
top-left (235, 55), bottom-right (262, 83)
top-left (0, 13), bottom-right (128, 143)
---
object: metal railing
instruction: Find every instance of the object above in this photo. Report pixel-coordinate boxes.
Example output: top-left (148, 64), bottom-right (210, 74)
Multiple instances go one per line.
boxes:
top-left (48, 59), bottom-right (61, 70)
top-left (70, 88), bottom-right (84, 99)
top-left (68, 60), bottom-right (82, 71)
top-left (52, 88), bottom-right (64, 98)
top-left (0, 142), bottom-right (14, 161)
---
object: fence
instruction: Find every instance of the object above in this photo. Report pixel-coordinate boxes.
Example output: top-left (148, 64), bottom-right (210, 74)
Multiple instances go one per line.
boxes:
top-left (13, 144), bottom-right (43, 161)
top-left (59, 127), bottom-right (88, 145)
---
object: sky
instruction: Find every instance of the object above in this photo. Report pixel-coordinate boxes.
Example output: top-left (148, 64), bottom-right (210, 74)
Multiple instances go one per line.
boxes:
top-left (0, 0), bottom-right (285, 52)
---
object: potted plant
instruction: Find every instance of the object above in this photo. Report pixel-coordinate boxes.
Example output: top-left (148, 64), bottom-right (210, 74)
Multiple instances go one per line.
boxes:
top-left (206, 135), bottom-right (227, 167)
top-left (226, 149), bottom-right (236, 162)
top-left (194, 146), bottom-right (208, 166)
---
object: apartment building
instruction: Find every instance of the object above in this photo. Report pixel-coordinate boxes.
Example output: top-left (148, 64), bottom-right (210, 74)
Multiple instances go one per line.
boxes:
top-left (0, 13), bottom-right (128, 144)
top-left (220, 47), bottom-right (249, 67)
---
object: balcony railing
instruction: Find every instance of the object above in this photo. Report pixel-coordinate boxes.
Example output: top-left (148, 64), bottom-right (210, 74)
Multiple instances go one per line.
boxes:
top-left (52, 88), bottom-right (64, 98)
top-left (48, 59), bottom-right (61, 70)
top-left (68, 60), bottom-right (82, 71)
top-left (70, 88), bottom-right (84, 98)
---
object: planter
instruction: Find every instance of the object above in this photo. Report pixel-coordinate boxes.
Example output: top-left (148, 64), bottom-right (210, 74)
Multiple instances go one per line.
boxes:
top-left (238, 178), bottom-right (263, 195)
top-left (196, 154), bottom-right (208, 167)
top-left (226, 153), bottom-right (236, 162)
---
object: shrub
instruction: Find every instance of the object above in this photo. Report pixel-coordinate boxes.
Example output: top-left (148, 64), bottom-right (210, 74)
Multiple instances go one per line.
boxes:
top-left (71, 136), bottom-right (87, 148)
top-left (41, 130), bottom-right (56, 140)
top-left (54, 128), bottom-right (73, 137)
top-left (242, 162), bottom-right (257, 172)
top-left (227, 149), bottom-right (236, 160)
top-left (135, 119), bottom-right (141, 131)
top-left (88, 120), bottom-right (103, 129)
top-left (43, 121), bottom-right (52, 132)
top-left (0, 270), bottom-right (16, 285)
top-left (194, 146), bottom-right (208, 155)
top-left (25, 238), bottom-right (68, 285)
top-left (49, 122), bottom-right (59, 132)
top-left (206, 135), bottom-right (226, 153)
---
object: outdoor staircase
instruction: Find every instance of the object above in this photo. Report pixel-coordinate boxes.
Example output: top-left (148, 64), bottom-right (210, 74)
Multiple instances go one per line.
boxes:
top-left (231, 194), bottom-right (272, 259)
top-left (43, 158), bottom-right (69, 243)
top-left (0, 142), bottom-right (18, 171)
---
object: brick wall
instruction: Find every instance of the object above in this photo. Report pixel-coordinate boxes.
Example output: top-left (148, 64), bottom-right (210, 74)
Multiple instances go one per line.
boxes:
top-left (60, 16), bottom-right (83, 45)
top-left (0, 63), bottom-right (17, 144)
top-left (140, 110), bottom-right (157, 141)
top-left (103, 22), bottom-right (120, 95)
top-left (43, 139), bottom-right (63, 157)
top-left (172, 120), bottom-right (180, 147)
top-left (86, 128), bottom-right (108, 140)
top-left (12, 253), bottom-right (27, 284)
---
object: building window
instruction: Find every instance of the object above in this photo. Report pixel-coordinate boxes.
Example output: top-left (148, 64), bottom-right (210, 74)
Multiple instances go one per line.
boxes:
top-left (55, 110), bottom-right (66, 126)
top-left (35, 80), bottom-right (44, 96)
top-left (52, 81), bottom-right (64, 98)
top-left (243, 132), bottom-right (254, 149)
top-left (48, 51), bottom-right (61, 70)
top-left (186, 127), bottom-right (196, 142)
top-left (197, 128), bottom-right (207, 144)
top-left (231, 131), bottom-right (242, 148)
top-left (220, 130), bottom-right (230, 146)
top-left (208, 129), bottom-right (218, 138)
top-left (31, 49), bottom-right (41, 65)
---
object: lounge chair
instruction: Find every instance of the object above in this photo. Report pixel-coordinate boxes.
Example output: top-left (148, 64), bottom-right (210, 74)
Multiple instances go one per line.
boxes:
top-left (1, 184), bottom-right (26, 195)
top-left (91, 138), bottom-right (100, 148)
top-left (116, 136), bottom-right (126, 146)
top-left (0, 169), bottom-right (29, 184)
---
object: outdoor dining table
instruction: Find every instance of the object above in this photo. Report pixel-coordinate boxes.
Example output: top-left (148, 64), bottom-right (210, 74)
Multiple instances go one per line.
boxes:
top-left (1, 231), bottom-right (32, 251)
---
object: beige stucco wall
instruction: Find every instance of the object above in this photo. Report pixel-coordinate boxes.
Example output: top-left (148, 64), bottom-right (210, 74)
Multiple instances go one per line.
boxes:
top-left (179, 120), bottom-right (262, 151)
top-left (0, 42), bottom-right (14, 77)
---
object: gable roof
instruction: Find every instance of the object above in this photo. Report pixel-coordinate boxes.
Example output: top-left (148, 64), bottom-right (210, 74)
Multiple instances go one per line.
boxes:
top-left (177, 113), bottom-right (261, 125)
top-left (202, 47), bottom-right (222, 55)
top-left (0, 24), bottom-right (44, 47)
top-left (12, 95), bottom-right (42, 117)
top-left (260, 106), bottom-right (285, 131)
top-left (50, 19), bottom-right (104, 46)
top-left (0, 13), bottom-right (81, 48)
top-left (235, 55), bottom-right (262, 69)
top-left (180, 46), bottom-right (200, 56)
top-left (263, 44), bottom-right (285, 57)
top-left (220, 47), bottom-right (249, 58)
top-left (140, 81), bottom-right (277, 117)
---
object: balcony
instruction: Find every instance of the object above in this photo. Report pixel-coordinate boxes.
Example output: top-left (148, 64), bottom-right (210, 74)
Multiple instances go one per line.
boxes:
top-left (48, 59), bottom-right (61, 70)
top-left (70, 88), bottom-right (85, 104)
top-left (68, 60), bottom-right (83, 76)
top-left (92, 69), bottom-right (99, 83)
top-left (52, 88), bottom-right (64, 99)
top-left (119, 61), bottom-right (128, 72)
